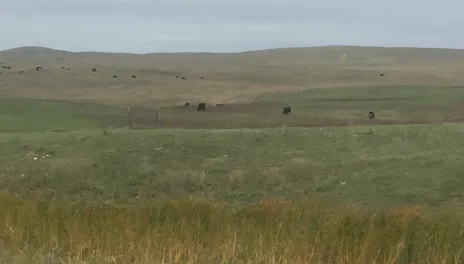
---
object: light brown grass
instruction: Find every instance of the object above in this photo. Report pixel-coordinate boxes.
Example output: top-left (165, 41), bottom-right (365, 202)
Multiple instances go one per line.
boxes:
top-left (0, 192), bottom-right (463, 263)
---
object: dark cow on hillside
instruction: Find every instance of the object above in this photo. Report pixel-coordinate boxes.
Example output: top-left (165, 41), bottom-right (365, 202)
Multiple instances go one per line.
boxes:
top-left (181, 77), bottom-right (186, 80)
top-left (216, 103), bottom-right (224, 107)
top-left (19, 71), bottom-right (24, 74)
top-left (380, 73), bottom-right (384, 76)
top-left (200, 76), bottom-right (204, 79)
top-left (132, 75), bottom-right (136, 79)
top-left (113, 75), bottom-right (118, 78)
top-left (36, 66), bottom-right (42, 71)
top-left (197, 103), bottom-right (206, 112)
top-left (92, 68), bottom-right (97, 72)
top-left (368, 111), bottom-right (375, 119)
top-left (184, 102), bottom-right (190, 106)
top-left (6, 66), bottom-right (11, 69)
top-left (282, 106), bottom-right (292, 115)
top-left (176, 75), bottom-right (179, 78)
top-left (61, 67), bottom-right (66, 70)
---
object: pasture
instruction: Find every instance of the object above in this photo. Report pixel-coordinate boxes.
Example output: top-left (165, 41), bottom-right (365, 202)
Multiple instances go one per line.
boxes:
top-left (1, 46), bottom-right (464, 263)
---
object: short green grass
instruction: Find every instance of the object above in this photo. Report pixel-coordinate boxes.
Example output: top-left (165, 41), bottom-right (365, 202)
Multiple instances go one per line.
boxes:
top-left (2, 124), bottom-right (464, 212)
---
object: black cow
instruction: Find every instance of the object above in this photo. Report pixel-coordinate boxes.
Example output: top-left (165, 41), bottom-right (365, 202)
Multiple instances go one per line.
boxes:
top-left (36, 66), bottom-right (42, 71)
top-left (61, 67), bottom-right (66, 70)
top-left (216, 103), bottom-right (224, 107)
top-left (200, 76), bottom-right (204, 79)
top-left (282, 106), bottom-right (292, 115)
top-left (368, 111), bottom-right (375, 119)
top-left (6, 66), bottom-right (11, 69)
top-left (92, 68), bottom-right (97, 72)
top-left (176, 75), bottom-right (179, 78)
top-left (197, 103), bottom-right (206, 112)
top-left (181, 77), bottom-right (186, 80)
top-left (113, 75), bottom-right (118, 78)
top-left (184, 102), bottom-right (190, 106)
top-left (132, 75), bottom-right (136, 79)
top-left (19, 71), bottom-right (24, 74)
top-left (380, 73), bottom-right (384, 76)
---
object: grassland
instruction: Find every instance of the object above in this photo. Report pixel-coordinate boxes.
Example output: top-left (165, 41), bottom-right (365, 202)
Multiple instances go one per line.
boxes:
top-left (1, 45), bottom-right (464, 263)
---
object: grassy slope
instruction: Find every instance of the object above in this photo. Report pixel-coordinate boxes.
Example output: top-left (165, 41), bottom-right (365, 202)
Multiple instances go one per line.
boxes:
top-left (1, 46), bottom-right (464, 108)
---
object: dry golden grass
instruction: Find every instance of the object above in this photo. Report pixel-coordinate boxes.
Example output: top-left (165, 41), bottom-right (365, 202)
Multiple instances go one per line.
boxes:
top-left (0, 192), bottom-right (463, 264)
top-left (1, 46), bottom-right (464, 108)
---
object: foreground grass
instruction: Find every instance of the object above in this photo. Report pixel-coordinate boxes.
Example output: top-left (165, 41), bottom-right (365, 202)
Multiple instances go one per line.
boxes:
top-left (0, 193), bottom-right (463, 264)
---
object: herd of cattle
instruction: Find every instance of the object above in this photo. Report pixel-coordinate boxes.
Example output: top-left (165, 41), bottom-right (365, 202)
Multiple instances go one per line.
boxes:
top-left (1, 64), bottom-right (378, 119)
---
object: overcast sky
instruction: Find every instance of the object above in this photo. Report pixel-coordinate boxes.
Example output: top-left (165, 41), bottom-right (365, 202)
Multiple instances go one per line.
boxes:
top-left (0, 0), bottom-right (462, 53)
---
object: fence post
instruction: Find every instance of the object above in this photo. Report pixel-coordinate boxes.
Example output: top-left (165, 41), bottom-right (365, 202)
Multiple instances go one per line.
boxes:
top-left (127, 105), bottom-right (133, 130)
top-left (155, 108), bottom-right (159, 129)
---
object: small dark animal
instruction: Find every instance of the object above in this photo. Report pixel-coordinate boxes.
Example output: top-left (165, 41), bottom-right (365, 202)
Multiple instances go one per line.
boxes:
top-left (131, 75), bottom-right (136, 79)
top-left (282, 106), bottom-right (292, 115)
top-left (61, 67), bottom-right (65, 69)
top-left (1, 66), bottom-right (5, 69)
top-left (67, 68), bottom-right (70, 71)
top-left (215, 103), bottom-right (224, 107)
top-left (181, 77), bottom-right (186, 80)
top-left (380, 73), bottom-right (384, 76)
top-left (6, 66), bottom-right (11, 69)
top-left (176, 75), bottom-right (179, 78)
top-left (36, 66), bottom-right (42, 71)
top-left (184, 102), bottom-right (190, 106)
top-left (19, 71), bottom-right (24, 74)
top-left (92, 68), bottom-right (97, 72)
top-left (200, 76), bottom-right (204, 79)
top-left (368, 111), bottom-right (375, 119)
top-left (197, 103), bottom-right (206, 112)
top-left (113, 75), bottom-right (118, 78)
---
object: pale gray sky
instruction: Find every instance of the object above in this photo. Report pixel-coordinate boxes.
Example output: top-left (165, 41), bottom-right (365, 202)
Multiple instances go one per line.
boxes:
top-left (0, 0), bottom-right (462, 53)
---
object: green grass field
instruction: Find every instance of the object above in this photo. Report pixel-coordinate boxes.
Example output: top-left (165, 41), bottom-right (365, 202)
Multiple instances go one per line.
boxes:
top-left (1, 46), bottom-right (464, 263)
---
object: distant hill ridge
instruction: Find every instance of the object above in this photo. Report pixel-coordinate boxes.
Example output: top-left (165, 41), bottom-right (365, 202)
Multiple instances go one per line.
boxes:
top-left (2, 45), bottom-right (464, 56)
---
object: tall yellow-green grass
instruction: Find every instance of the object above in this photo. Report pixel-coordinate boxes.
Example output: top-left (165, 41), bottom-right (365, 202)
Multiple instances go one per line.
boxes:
top-left (0, 193), bottom-right (463, 264)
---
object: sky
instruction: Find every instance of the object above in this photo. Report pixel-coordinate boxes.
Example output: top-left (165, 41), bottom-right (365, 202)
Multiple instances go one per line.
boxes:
top-left (0, 0), bottom-right (463, 53)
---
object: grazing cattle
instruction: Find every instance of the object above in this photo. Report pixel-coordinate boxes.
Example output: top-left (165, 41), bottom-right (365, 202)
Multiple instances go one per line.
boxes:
top-left (181, 77), bottom-right (186, 80)
top-left (368, 111), bottom-right (375, 119)
top-left (67, 68), bottom-right (70, 71)
top-left (380, 73), bottom-right (384, 76)
top-left (200, 76), bottom-right (204, 79)
top-left (61, 67), bottom-right (65, 69)
top-left (176, 75), bottom-right (179, 78)
top-left (113, 75), bottom-right (118, 78)
top-left (216, 103), bottom-right (224, 107)
top-left (197, 103), bottom-right (206, 112)
top-left (36, 66), bottom-right (42, 71)
top-left (19, 71), bottom-right (24, 74)
top-left (184, 102), bottom-right (190, 106)
top-left (1, 66), bottom-right (5, 69)
top-left (6, 66), bottom-right (11, 69)
top-left (92, 68), bottom-right (97, 72)
top-left (282, 106), bottom-right (292, 115)
top-left (132, 75), bottom-right (136, 79)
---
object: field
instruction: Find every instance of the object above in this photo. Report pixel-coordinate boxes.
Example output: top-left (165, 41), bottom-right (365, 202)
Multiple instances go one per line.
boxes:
top-left (1, 45), bottom-right (464, 263)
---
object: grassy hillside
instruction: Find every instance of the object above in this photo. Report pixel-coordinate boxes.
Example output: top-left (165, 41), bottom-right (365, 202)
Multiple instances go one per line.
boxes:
top-left (1, 45), bottom-right (464, 108)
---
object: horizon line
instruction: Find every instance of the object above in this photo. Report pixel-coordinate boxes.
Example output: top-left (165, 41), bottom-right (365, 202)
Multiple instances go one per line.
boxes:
top-left (1, 44), bottom-right (464, 55)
